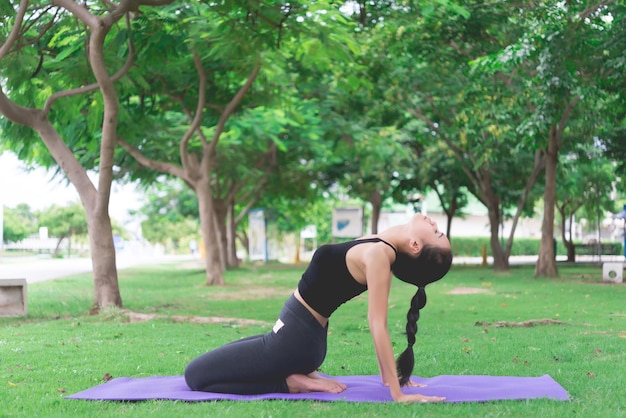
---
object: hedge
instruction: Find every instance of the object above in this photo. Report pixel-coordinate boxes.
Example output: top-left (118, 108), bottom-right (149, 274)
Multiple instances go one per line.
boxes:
top-left (450, 237), bottom-right (623, 257)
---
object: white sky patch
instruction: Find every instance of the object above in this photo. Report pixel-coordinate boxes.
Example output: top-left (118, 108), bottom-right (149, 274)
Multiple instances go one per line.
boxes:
top-left (0, 152), bottom-right (141, 222)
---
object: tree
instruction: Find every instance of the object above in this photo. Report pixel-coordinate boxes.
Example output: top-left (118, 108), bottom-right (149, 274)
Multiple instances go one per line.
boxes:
top-left (326, 0), bottom-right (443, 234)
top-left (114, 1), bottom-right (357, 284)
top-left (329, 128), bottom-right (416, 234)
top-left (556, 145), bottom-right (618, 262)
top-left (397, 136), bottom-right (472, 241)
top-left (386, 1), bottom-right (544, 270)
top-left (473, 1), bottom-right (622, 276)
top-left (2, 203), bottom-right (37, 243)
top-left (37, 201), bottom-right (88, 257)
top-left (596, 5), bottom-right (626, 181)
top-left (136, 179), bottom-right (200, 251)
top-left (0, 1), bottom-right (176, 311)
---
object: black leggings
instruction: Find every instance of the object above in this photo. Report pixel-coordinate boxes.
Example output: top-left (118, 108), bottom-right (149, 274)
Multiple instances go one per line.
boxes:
top-left (184, 294), bottom-right (328, 394)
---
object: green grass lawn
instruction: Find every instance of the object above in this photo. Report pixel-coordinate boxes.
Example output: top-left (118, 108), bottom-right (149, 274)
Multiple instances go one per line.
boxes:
top-left (1, 261), bottom-right (625, 417)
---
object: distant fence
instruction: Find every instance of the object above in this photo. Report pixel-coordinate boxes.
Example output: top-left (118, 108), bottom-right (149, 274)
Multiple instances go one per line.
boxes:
top-left (4, 237), bottom-right (72, 253)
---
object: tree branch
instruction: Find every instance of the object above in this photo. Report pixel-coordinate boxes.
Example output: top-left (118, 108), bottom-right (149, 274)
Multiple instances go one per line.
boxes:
top-left (0, 87), bottom-right (42, 127)
top-left (117, 135), bottom-right (189, 180)
top-left (448, 40), bottom-right (473, 60)
top-left (407, 103), bottom-right (485, 203)
top-left (52, 0), bottom-right (99, 27)
top-left (13, 5), bottom-right (58, 53)
top-left (503, 149), bottom-right (546, 254)
top-left (556, 96), bottom-right (581, 142)
top-left (42, 1), bottom-right (139, 116)
top-left (234, 179), bottom-right (268, 225)
top-left (0, 0), bottom-right (29, 61)
top-left (42, 14), bottom-right (135, 115)
top-left (578, 0), bottom-right (614, 21)
top-left (228, 141), bottom-right (277, 203)
top-left (180, 51), bottom-right (207, 172)
top-left (208, 63), bottom-right (262, 156)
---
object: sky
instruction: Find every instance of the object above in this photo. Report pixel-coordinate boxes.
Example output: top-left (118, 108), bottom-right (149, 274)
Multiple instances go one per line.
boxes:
top-left (0, 152), bottom-right (142, 223)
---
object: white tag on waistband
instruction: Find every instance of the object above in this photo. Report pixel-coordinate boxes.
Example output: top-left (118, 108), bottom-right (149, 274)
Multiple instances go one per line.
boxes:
top-left (273, 318), bottom-right (285, 333)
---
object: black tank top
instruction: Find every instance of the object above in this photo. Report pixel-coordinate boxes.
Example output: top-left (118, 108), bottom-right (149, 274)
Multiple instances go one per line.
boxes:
top-left (297, 238), bottom-right (397, 318)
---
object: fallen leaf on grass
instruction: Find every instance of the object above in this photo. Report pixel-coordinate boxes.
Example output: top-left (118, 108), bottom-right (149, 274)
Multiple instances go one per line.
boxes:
top-left (103, 373), bottom-right (113, 382)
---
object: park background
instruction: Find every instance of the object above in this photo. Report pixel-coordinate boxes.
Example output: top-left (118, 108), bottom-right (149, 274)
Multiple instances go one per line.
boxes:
top-left (1, 2), bottom-right (626, 417)
top-left (2, 1), bottom-right (626, 311)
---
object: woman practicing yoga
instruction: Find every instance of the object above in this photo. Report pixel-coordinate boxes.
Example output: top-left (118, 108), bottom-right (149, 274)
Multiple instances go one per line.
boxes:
top-left (184, 213), bottom-right (453, 403)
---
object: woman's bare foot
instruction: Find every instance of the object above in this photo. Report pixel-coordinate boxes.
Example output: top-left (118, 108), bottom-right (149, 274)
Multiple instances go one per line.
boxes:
top-left (307, 372), bottom-right (347, 391)
top-left (286, 373), bottom-right (347, 394)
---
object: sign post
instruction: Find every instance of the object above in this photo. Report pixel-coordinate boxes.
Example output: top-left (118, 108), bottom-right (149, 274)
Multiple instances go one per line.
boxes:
top-left (332, 207), bottom-right (364, 239)
top-left (248, 209), bottom-right (267, 262)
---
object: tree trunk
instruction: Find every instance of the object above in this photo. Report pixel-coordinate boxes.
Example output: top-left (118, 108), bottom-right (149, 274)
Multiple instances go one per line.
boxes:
top-left (486, 202), bottom-right (509, 271)
top-left (561, 211), bottom-right (576, 263)
top-left (37, 120), bottom-right (123, 310)
top-left (0, 85), bottom-right (124, 313)
top-left (87, 18), bottom-right (125, 309)
top-left (196, 180), bottom-right (224, 285)
top-left (225, 203), bottom-right (239, 267)
top-left (87, 208), bottom-right (122, 308)
top-left (444, 197), bottom-right (457, 242)
top-left (53, 234), bottom-right (66, 258)
top-left (565, 241), bottom-right (576, 262)
top-left (535, 126), bottom-right (559, 277)
top-left (213, 198), bottom-right (229, 270)
top-left (369, 190), bottom-right (382, 234)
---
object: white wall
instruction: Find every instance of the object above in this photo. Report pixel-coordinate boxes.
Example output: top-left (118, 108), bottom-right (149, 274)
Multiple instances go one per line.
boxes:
top-left (377, 212), bottom-right (543, 238)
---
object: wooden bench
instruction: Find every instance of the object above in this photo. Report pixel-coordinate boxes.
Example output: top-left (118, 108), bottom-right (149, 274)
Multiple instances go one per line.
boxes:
top-left (0, 279), bottom-right (27, 317)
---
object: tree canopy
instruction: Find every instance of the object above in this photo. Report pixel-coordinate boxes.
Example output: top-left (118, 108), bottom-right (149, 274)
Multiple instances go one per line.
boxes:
top-left (1, 0), bottom-right (625, 311)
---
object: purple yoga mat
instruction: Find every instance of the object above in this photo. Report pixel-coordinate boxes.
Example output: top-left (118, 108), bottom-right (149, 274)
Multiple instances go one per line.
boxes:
top-left (66, 374), bottom-right (570, 403)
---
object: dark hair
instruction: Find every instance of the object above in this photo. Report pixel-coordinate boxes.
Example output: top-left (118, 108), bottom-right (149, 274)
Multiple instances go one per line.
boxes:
top-left (391, 245), bottom-right (453, 386)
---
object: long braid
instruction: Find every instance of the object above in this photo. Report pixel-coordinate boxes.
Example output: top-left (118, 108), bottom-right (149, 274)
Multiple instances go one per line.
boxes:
top-left (396, 286), bottom-right (427, 386)
top-left (391, 245), bottom-right (452, 386)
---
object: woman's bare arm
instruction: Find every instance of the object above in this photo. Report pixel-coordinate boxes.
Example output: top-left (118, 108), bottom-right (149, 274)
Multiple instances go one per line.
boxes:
top-left (364, 247), bottom-right (445, 403)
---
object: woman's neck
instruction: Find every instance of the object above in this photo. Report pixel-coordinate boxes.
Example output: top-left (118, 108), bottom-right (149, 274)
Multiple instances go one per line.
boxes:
top-left (377, 224), bottom-right (411, 253)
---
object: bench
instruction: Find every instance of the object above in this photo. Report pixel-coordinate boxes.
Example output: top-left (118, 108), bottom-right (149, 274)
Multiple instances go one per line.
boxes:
top-left (574, 243), bottom-right (623, 257)
top-left (0, 279), bottom-right (27, 317)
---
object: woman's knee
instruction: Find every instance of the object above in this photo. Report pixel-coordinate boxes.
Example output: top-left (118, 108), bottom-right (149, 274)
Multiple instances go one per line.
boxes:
top-left (183, 363), bottom-right (199, 390)
top-left (184, 356), bottom-right (210, 390)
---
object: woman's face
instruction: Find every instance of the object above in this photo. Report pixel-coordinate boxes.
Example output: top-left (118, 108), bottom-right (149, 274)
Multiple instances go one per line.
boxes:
top-left (410, 214), bottom-right (450, 251)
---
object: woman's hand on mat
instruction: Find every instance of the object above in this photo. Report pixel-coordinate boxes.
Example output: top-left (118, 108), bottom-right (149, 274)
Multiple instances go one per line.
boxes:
top-left (394, 393), bottom-right (445, 403)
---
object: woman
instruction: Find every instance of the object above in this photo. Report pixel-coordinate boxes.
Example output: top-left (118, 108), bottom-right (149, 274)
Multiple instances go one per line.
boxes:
top-left (184, 213), bottom-right (453, 403)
